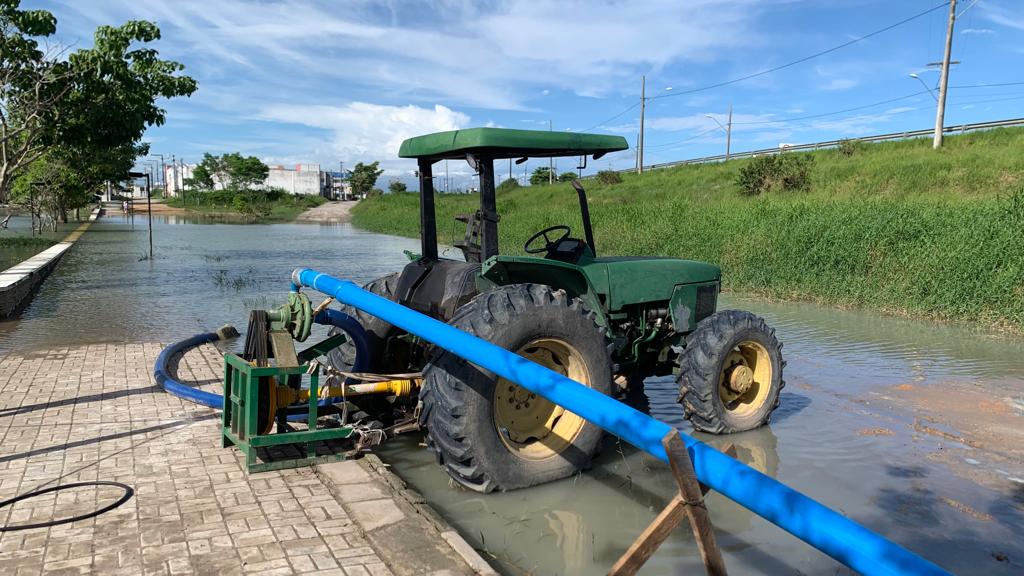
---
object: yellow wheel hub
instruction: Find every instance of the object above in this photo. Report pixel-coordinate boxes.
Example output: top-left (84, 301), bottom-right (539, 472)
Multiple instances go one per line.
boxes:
top-left (718, 340), bottom-right (772, 418)
top-left (493, 339), bottom-right (589, 460)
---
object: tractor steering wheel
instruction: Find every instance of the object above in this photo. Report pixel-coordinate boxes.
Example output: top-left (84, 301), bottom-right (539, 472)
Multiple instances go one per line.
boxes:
top-left (524, 225), bottom-right (571, 254)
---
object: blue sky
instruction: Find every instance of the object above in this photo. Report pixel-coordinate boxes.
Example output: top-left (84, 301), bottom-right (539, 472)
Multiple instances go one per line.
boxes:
top-left (29, 0), bottom-right (1024, 188)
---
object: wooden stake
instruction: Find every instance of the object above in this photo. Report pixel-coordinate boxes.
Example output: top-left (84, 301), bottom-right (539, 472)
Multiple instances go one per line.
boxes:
top-left (609, 433), bottom-right (730, 576)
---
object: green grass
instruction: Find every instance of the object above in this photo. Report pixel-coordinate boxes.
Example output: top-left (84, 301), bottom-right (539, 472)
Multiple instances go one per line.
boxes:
top-left (166, 189), bottom-right (328, 222)
top-left (352, 127), bottom-right (1024, 331)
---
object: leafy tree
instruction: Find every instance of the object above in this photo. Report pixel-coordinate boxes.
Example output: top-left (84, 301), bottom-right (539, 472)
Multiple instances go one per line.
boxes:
top-left (1, 3), bottom-right (196, 201)
top-left (223, 152), bottom-right (268, 189)
top-left (529, 166), bottom-right (553, 186)
top-left (595, 170), bottom-right (622, 185)
top-left (496, 177), bottom-right (520, 193)
top-left (350, 161), bottom-right (384, 197)
top-left (186, 158), bottom-right (215, 190)
top-left (558, 171), bottom-right (578, 182)
top-left (387, 179), bottom-right (407, 193)
top-left (188, 152), bottom-right (267, 190)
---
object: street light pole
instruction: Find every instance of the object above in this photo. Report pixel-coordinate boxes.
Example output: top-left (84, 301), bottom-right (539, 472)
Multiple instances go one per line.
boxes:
top-left (909, 73), bottom-right (939, 102)
top-left (637, 75), bottom-right (645, 174)
top-left (705, 105), bottom-right (733, 161)
top-left (934, 0), bottom-right (957, 149)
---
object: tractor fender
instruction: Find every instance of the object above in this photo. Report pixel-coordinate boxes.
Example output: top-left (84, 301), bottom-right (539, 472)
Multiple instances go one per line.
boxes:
top-left (478, 256), bottom-right (609, 327)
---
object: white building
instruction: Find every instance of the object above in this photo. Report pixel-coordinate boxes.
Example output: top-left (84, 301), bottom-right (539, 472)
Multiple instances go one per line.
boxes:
top-left (266, 164), bottom-right (327, 196)
top-left (164, 164), bottom-right (197, 197)
top-left (164, 161), bottom-right (337, 197)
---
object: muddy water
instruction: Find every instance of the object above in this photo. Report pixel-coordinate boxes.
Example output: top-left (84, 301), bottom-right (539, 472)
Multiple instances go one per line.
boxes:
top-left (2, 213), bottom-right (1022, 574)
top-left (0, 212), bottom-right (418, 351)
top-left (379, 303), bottom-right (1024, 574)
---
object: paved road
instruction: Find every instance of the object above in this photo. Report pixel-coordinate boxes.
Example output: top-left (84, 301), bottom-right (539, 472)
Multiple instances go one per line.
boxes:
top-left (0, 343), bottom-right (492, 575)
top-left (295, 201), bottom-right (358, 224)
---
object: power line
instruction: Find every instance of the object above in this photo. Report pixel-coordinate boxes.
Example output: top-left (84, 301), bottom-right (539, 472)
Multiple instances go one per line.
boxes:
top-left (731, 91), bottom-right (929, 126)
top-left (649, 2), bottom-right (950, 100)
top-left (581, 101), bottom-right (639, 132)
top-left (645, 127), bottom-right (721, 150)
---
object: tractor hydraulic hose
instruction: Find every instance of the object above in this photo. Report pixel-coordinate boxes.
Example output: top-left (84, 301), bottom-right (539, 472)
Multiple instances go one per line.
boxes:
top-left (154, 311), bottom-right (370, 416)
top-left (292, 267), bottom-right (950, 576)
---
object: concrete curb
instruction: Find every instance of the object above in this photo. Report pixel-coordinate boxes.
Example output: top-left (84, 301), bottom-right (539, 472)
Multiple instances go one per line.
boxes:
top-left (0, 207), bottom-right (100, 318)
top-left (316, 455), bottom-right (499, 575)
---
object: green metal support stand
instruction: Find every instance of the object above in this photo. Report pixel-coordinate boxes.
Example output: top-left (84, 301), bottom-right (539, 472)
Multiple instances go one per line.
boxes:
top-left (221, 351), bottom-right (355, 473)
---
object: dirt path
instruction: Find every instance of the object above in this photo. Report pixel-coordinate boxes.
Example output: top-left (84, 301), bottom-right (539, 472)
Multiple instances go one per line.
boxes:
top-left (295, 200), bottom-right (358, 223)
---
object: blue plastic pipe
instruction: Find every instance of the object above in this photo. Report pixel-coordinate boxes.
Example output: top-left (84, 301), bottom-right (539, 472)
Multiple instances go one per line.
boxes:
top-left (293, 267), bottom-right (950, 576)
top-left (155, 331), bottom-right (223, 408)
top-left (154, 309), bottom-right (370, 416)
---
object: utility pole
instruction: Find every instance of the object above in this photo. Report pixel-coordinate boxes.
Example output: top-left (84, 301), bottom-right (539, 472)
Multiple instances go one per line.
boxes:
top-left (151, 154), bottom-right (165, 195)
top-left (548, 120), bottom-right (554, 184)
top-left (726, 104), bottom-right (733, 160)
top-left (638, 75), bottom-right (646, 174)
top-left (170, 154), bottom-right (176, 197)
top-left (934, 0), bottom-right (956, 149)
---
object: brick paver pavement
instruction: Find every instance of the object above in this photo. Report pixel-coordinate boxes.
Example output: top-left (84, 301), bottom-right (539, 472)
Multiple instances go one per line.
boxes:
top-left (0, 343), bottom-right (484, 576)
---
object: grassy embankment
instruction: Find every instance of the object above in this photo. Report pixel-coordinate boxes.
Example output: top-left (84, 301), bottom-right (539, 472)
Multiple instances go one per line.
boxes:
top-left (0, 237), bottom-right (57, 269)
top-left (165, 189), bottom-right (327, 221)
top-left (352, 127), bottom-right (1024, 331)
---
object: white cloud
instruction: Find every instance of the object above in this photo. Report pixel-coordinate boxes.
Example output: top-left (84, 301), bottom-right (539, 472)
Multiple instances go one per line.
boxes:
top-left (961, 28), bottom-right (996, 35)
top-left (982, 4), bottom-right (1024, 31)
top-left (256, 102), bottom-right (469, 170)
top-left (56, 0), bottom-right (780, 110)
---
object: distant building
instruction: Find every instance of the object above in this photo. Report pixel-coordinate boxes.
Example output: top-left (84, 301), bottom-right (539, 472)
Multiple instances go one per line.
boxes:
top-left (266, 164), bottom-right (328, 196)
top-left (164, 164), bottom-right (197, 197)
top-left (163, 161), bottom-right (347, 198)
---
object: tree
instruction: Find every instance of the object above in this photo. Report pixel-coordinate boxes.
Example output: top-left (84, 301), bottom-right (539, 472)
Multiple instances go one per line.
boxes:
top-left (496, 177), bottom-right (520, 193)
top-left (558, 171), bottom-right (578, 182)
top-left (0, 2), bottom-right (67, 202)
top-left (350, 161), bottom-right (384, 197)
top-left (223, 152), bottom-right (268, 189)
top-left (1, 3), bottom-right (196, 201)
top-left (187, 152), bottom-right (267, 190)
top-left (387, 179), bottom-right (407, 194)
top-left (529, 166), bottom-right (552, 186)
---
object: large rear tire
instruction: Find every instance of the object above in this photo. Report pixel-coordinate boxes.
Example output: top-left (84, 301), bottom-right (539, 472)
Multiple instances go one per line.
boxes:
top-left (326, 273), bottom-right (405, 373)
top-left (678, 310), bottom-right (785, 434)
top-left (419, 284), bottom-right (613, 493)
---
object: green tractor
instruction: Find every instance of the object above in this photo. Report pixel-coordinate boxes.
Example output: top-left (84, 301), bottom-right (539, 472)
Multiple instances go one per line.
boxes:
top-left (328, 128), bottom-right (784, 492)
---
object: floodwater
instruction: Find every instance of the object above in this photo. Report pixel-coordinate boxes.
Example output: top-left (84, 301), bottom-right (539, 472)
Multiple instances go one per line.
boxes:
top-left (2, 211), bottom-right (1023, 575)
top-left (0, 211), bottom-right (418, 351)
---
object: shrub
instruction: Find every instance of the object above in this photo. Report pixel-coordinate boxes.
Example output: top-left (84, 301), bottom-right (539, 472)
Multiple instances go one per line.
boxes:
top-left (736, 154), bottom-right (814, 196)
top-left (496, 177), bottom-right (520, 193)
top-left (838, 139), bottom-right (863, 157)
top-left (596, 170), bottom-right (623, 185)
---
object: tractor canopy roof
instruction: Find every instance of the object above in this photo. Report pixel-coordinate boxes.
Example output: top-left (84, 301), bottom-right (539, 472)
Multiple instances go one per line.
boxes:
top-left (398, 127), bottom-right (628, 161)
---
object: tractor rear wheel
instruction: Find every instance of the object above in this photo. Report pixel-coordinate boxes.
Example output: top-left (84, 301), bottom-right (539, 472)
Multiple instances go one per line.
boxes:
top-left (678, 310), bottom-right (784, 434)
top-left (326, 272), bottom-right (405, 374)
top-left (419, 284), bottom-right (613, 492)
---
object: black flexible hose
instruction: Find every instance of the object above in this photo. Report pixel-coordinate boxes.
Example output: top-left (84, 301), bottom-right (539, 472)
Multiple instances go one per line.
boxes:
top-left (0, 481), bottom-right (134, 532)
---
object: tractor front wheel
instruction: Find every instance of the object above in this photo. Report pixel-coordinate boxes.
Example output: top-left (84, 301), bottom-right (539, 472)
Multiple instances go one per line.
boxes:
top-left (419, 284), bottom-right (613, 492)
top-left (678, 310), bottom-right (785, 434)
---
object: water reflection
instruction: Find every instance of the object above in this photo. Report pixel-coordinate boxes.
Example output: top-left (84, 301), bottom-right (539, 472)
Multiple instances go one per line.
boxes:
top-left (0, 214), bottom-right (419, 352)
